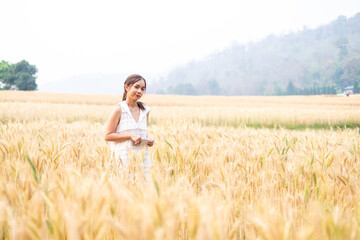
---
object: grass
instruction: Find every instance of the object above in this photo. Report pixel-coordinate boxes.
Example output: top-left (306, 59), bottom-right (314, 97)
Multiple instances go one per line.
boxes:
top-left (1, 92), bottom-right (359, 130)
top-left (0, 91), bottom-right (360, 239)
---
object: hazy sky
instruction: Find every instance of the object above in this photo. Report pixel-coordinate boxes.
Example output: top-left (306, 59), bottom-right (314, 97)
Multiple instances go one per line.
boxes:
top-left (1, 0), bottom-right (360, 87)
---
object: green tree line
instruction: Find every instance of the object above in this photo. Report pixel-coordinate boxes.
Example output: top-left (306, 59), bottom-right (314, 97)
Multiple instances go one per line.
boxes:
top-left (274, 81), bottom-right (338, 95)
top-left (0, 60), bottom-right (38, 91)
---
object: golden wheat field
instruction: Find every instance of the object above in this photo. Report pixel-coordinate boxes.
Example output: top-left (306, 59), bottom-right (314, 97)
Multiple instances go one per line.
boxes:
top-left (0, 91), bottom-right (360, 240)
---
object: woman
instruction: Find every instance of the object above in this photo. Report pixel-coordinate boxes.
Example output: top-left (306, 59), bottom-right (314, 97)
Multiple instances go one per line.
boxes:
top-left (105, 74), bottom-right (154, 178)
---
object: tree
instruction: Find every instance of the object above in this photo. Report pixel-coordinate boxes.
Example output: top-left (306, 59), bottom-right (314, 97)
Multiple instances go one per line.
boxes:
top-left (354, 76), bottom-right (360, 94)
top-left (273, 83), bottom-right (283, 96)
top-left (168, 83), bottom-right (197, 95)
top-left (341, 55), bottom-right (360, 89)
top-left (0, 60), bottom-right (37, 90)
top-left (207, 79), bottom-right (221, 95)
top-left (335, 37), bottom-right (349, 59)
top-left (321, 85), bottom-right (326, 94)
top-left (0, 61), bottom-right (10, 89)
top-left (286, 81), bottom-right (296, 95)
top-left (0, 61), bottom-right (10, 77)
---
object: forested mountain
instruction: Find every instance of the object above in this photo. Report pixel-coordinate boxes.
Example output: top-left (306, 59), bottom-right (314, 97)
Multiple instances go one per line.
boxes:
top-left (153, 13), bottom-right (360, 95)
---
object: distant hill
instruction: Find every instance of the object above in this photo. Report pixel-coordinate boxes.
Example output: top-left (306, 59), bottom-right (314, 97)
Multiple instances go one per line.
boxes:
top-left (39, 73), bottom-right (131, 95)
top-left (154, 13), bottom-right (360, 95)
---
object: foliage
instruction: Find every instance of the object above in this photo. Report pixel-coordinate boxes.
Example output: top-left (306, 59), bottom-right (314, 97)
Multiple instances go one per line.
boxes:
top-left (335, 36), bottom-right (349, 59)
top-left (0, 60), bottom-right (38, 91)
top-left (206, 79), bottom-right (221, 95)
top-left (354, 76), bottom-right (360, 93)
top-left (286, 81), bottom-right (296, 95)
top-left (167, 83), bottom-right (198, 95)
top-left (277, 81), bottom-right (337, 95)
top-left (0, 61), bottom-right (10, 76)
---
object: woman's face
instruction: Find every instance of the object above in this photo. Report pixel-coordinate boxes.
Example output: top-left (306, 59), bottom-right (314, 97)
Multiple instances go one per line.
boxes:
top-left (125, 80), bottom-right (146, 101)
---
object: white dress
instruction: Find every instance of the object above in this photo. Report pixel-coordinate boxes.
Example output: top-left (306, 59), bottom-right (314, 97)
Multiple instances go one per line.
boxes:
top-left (110, 101), bottom-right (151, 175)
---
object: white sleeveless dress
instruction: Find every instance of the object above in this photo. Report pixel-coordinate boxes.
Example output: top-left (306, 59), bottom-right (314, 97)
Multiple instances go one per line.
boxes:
top-left (110, 101), bottom-right (151, 175)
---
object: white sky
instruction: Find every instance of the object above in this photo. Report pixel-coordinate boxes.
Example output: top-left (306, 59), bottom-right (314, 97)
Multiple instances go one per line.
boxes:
top-left (1, 0), bottom-right (360, 86)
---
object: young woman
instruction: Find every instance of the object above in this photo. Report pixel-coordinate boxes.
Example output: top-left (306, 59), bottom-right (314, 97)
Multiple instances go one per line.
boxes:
top-left (105, 74), bottom-right (154, 177)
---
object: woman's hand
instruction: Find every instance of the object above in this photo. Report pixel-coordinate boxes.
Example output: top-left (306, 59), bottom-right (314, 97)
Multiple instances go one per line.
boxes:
top-left (130, 134), bottom-right (142, 145)
top-left (147, 139), bottom-right (155, 147)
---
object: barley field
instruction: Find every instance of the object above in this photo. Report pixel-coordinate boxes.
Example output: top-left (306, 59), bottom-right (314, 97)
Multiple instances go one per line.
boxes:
top-left (0, 91), bottom-right (360, 239)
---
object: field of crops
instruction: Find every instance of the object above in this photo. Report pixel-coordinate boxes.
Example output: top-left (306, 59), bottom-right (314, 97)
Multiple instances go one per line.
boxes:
top-left (1, 91), bottom-right (360, 239)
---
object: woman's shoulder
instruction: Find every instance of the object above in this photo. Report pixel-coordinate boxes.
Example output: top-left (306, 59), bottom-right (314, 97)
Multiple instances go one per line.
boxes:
top-left (141, 102), bottom-right (151, 112)
top-left (109, 104), bottom-right (122, 121)
top-left (113, 102), bottom-right (123, 112)
top-left (116, 101), bottom-right (129, 110)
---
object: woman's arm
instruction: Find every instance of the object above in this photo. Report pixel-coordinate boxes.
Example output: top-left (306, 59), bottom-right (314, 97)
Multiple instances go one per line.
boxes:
top-left (104, 106), bottom-right (141, 144)
top-left (146, 112), bottom-right (154, 147)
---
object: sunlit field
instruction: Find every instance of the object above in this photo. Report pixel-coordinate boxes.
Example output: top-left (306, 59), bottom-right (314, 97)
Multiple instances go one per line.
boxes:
top-left (1, 91), bottom-right (360, 239)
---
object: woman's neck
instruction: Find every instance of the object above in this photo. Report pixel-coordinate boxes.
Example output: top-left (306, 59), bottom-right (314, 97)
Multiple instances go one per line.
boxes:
top-left (126, 98), bottom-right (138, 108)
